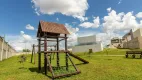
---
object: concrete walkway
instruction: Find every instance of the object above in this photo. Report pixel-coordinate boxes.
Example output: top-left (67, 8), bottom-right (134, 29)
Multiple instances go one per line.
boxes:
top-left (91, 55), bottom-right (125, 57)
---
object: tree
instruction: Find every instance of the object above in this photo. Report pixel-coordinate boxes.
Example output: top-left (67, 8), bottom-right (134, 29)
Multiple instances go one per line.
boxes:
top-left (23, 49), bottom-right (31, 52)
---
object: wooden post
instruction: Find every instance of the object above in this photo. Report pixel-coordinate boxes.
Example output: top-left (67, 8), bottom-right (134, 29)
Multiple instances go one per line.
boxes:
top-left (33, 44), bottom-right (36, 64)
top-left (44, 37), bottom-right (47, 74)
top-left (57, 37), bottom-right (60, 67)
top-left (31, 44), bottom-right (34, 63)
top-left (65, 34), bottom-right (68, 70)
top-left (46, 54), bottom-right (55, 79)
top-left (50, 48), bottom-right (52, 63)
top-left (38, 38), bottom-right (41, 72)
top-left (52, 45), bottom-right (56, 59)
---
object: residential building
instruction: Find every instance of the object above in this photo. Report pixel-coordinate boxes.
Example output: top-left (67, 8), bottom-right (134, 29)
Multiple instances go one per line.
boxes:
top-left (72, 35), bottom-right (103, 53)
top-left (122, 28), bottom-right (142, 49)
top-left (110, 37), bottom-right (122, 48)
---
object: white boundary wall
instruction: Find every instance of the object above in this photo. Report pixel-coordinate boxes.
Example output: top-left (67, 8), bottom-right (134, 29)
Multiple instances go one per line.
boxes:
top-left (0, 37), bottom-right (17, 61)
top-left (72, 43), bottom-right (103, 53)
top-left (78, 35), bottom-right (96, 44)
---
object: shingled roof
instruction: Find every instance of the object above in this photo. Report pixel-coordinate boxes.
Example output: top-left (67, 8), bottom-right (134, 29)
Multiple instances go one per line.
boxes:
top-left (38, 20), bottom-right (70, 35)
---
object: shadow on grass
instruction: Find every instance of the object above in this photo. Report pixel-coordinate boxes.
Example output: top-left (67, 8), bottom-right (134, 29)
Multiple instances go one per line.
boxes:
top-left (29, 67), bottom-right (53, 79)
top-left (19, 67), bottom-right (27, 69)
top-left (29, 64), bottom-right (83, 80)
top-left (104, 59), bottom-right (112, 60)
top-left (123, 57), bottom-right (142, 59)
top-left (29, 67), bottom-right (39, 73)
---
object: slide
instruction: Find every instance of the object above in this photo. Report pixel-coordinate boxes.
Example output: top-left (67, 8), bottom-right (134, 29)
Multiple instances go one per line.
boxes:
top-left (68, 52), bottom-right (89, 64)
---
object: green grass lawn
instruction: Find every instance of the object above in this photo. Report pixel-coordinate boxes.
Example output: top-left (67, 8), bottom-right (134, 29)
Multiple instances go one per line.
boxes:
top-left (1, 49), bottom-right (142, 80)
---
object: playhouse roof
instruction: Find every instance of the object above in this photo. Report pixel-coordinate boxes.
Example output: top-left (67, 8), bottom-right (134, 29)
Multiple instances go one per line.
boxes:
top-left (38, 20), bottom-right (70, 35)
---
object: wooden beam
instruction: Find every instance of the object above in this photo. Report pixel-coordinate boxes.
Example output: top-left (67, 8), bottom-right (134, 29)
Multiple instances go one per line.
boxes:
top-left (31, 44), bottom-right (34, 63)
top-left (35, 45), bottom-right (56, 47)
top-left (59, 38), bottom-right (65, 42)
top-left (53, 71), bottom-right (81, 79)
top-left (68, 52), bottom-right (89, 64)
top-left (38, 38), bottom-right (41, 72)
top-left (67, 53), bottom-right (78, 71)
top-left (47, 36), bottom-right (68, 38)
top-left (40, 40), bottom-right (57, 41)
top-left (57, 37), bottom-right (60, 67)
top-left (65, 34), bottom-right (68, 71)
top-left (33, 44), bottom-right (36, 64)
top-left (46, 54), bottom-right (55, 79)
top-left (44, 37), bottom-right (48, 75)
top-left (40, 50), bottom-right (68, 53)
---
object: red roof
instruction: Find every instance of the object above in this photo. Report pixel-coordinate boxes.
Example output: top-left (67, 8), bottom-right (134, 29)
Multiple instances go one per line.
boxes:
top-left (39, 20), bottom-right (70, 34)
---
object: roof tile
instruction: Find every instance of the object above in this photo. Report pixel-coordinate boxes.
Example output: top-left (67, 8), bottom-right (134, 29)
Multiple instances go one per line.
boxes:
top-left (40, 21), bottom-right (70, 34)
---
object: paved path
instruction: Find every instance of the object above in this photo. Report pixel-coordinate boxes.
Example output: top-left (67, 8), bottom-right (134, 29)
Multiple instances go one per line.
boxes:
top-left (91, 55), bottom-right (125, 57)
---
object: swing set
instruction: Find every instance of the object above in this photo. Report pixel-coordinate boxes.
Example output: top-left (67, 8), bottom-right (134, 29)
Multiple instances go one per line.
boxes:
top-left (31, 20), bottom-right (89, 79)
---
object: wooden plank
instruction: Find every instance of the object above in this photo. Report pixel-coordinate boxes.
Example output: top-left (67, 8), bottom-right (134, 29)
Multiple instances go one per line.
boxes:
top-left (40, 50), bottom-right (68, 53)
top-left (47, 36), bottom-right (68, 38)
top-left (40, 40), bottom-right (57, 41)
top-left (46, 54), bottom-right (55, 79)
top-left (68, 52), bottom-right (89, 64)
top-left (33, 45), bottom-right (36, 64)
top-left (44, 37), bottom-right (47, 75)
top-left (54, 71), bottom-right (81, 78)
top-left (59, 38), bottom-right (65, 42)
top-left (57, 37), bottom-right (60, 67)
top-left (38, 38), bottom-right (41, 72)
top-left (67, 53), bottom-right (78, 71)
top-left (65, 34), bottom-right (68, 71)
top-left (39, 36), bottom-right (68, 39)
top-left (31, 44), bottom-right (34, 63)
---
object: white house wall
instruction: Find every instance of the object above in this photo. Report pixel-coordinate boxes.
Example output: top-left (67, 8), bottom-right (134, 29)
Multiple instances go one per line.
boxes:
top-left (72, 43), bottom-right (103, 53)
top-left (127, 35), bottom-right (132, 41)
top-left (133, 28), bottom-right (142, 38)
top-left (78, 35), bottom-right (96, 44)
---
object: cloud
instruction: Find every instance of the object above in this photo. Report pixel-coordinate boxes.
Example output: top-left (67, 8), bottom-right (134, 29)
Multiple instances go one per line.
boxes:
top-left (96, 32), bottom-right (122, 45)
top-left (72, 22), bottom-right (77, 24)
top-left (136, 12), bottom-right (142, 18)
top-left (6, 33), bottom-right (36, 52)
top-left (20, 31), bottom-right (24, 34)
top-left (65, 23), bottom-right (79, 34)
top-left (102, 8), bottom-right (142, 33)
top-left (64, 23), bottom-right (80, 46)
top-left (56, 18), bottom-right (59, 21)
top-left (118, 0), bottom-right (122, 4)
top-left (26, 24), bottom-right (35, 30)
top-left (99, 8), bottom-right (142, 45)
top-left (31, 0), bottom-right (89, 21)
top-left (107, 7), bottom-right (111, 12)
top-left (20, 31), bottom-right (33, 42)
top-left (35, 11), bottom-right (40, 16)
top-left (79, 16), bottom-right (100, 28)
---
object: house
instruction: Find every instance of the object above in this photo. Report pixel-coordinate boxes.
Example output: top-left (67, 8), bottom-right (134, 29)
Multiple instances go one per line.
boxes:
top-left (110, 37), bottom-right (122, 48)
top-left (122, 28), bottom-right (142, 49)
top-left (72, 35), bottom-right (103, 53)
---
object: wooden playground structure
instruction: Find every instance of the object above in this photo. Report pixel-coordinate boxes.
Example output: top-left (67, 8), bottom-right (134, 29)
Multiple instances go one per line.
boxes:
top-left (31, 21), bottom-right (89, 79)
